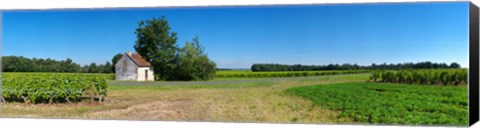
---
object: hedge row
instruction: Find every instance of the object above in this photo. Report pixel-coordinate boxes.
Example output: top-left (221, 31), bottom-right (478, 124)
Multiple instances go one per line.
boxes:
top-left (216, 70), bottom-right (370, 78)
top-left (369, 69), bottom-right (467, 86)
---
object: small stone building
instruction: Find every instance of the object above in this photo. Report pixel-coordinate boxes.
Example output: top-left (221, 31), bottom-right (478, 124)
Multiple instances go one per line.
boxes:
top-left (115, 52), bottom-right (154, 81)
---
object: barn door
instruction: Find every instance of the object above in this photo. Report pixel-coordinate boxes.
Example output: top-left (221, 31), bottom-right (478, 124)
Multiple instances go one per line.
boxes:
top-left (145, 70), bottom-right (148, 81)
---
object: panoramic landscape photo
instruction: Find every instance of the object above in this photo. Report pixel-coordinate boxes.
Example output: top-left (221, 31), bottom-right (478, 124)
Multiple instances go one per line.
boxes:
top-left (0, 1), bottom-right (470, 126)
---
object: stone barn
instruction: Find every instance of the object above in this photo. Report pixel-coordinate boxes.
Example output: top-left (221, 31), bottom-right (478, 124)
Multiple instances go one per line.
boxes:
top-left (115, 52), bottom-right (155, 81)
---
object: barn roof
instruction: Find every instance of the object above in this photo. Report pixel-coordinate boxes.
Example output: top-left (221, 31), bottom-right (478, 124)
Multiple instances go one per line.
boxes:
top-left (126, 53), bottom-right (152, 67)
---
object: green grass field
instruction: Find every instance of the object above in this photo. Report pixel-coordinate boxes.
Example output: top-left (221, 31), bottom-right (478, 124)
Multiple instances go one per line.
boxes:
top-left (0, 72), bottom-right (468, 126)
top-left (285, 82), bottom-right (468, 125)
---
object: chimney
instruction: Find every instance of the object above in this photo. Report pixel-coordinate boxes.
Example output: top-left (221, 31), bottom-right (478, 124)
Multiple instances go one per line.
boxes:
top-left (126, 51), bottom-right (132, 56)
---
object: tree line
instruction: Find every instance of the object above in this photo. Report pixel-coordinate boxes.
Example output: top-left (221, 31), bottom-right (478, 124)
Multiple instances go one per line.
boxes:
top-left (2, 56), bottom-right (114, 73)
top-left (251, 62), bottom-right (462, 72)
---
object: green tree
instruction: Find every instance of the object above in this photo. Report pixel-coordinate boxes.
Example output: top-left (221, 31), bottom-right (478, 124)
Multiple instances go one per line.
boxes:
top-left (134, 16), bottom-right (178, 80)
top-left (88, 63), bottom-right (98, 73)
top-left (103, 61), bottom-right (112, 73)
top-left (449, 62), bottom-right (461, 68)
top-left (174, 37), bottom-right (216, 80)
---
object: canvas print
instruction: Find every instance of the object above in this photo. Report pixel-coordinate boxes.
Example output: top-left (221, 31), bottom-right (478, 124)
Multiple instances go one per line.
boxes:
top-left (0, 1), bottom-right (470, 126)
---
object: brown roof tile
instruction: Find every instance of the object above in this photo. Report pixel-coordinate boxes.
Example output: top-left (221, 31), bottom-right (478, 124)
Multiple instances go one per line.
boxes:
top-left (127, 53), bottom-right (152, 67)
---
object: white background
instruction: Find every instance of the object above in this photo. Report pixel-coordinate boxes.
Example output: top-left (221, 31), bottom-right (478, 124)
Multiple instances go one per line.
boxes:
top-left (0, 0), bottom-right (476, 128)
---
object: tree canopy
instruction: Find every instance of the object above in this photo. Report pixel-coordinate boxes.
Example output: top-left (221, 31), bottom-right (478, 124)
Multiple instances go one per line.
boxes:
top-left (173, 36), bottom-right (216, 80)
top-left (134, 16), bottom-right (179, 80)
top-left (134, 16), bottom-right (216, 81)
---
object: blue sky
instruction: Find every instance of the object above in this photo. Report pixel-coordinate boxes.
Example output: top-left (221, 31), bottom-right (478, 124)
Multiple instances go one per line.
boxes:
top-left (1, 2), bottom-right (469, 68)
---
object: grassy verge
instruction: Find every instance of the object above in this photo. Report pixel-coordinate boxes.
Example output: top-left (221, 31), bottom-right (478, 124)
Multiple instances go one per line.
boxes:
top-left (285, 82), bottom-right (468, 126)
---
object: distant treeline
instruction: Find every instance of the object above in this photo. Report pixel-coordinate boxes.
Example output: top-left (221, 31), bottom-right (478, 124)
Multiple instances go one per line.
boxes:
top-left (251, 62), bottom-right (462, 72)
top-left (2, 56), bottom-right (114, 73)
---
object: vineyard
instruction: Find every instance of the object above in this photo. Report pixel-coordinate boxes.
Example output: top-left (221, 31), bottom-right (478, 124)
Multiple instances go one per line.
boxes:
top-left (285, 82), bottom-right (468, 125)
top-left (1, 73), bottom-right (110, 103)
top-left (369, 69), bottom-right (467, 85)
top-left (215, 70), bottom-right (370, 78)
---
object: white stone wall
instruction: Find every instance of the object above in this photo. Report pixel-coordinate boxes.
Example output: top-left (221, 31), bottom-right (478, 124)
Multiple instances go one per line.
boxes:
top-left (136, 67), bottom-right (155, 81)
top-left (115, 55), bottom-right (138, 81)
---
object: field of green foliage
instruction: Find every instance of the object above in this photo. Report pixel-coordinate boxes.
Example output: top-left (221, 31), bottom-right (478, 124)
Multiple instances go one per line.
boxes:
top-left (1, 73), bottom-right (111, 103)
top-left (215, 70), bottom-right (370, 78)
top-left (369, 69), bottom-right (467, 85)
top-left (285, 82), bottom-right (468, 125)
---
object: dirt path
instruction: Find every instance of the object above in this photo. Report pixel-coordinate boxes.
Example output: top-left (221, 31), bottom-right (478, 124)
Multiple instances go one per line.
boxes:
top-left (89, 100), bottom-right (190, 120)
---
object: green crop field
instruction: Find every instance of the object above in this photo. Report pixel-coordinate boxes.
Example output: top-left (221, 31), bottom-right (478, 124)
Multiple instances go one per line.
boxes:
top-left (285, 82), bottom-right (468, 125)
top-left (215, 70), bottom-right (370, 78)
top-left (369, 69), bottom-right (467, 86)
top-left (0, 71), bottom-right (469, 126)
top-left (1, 73), bottom-right (111, 103)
